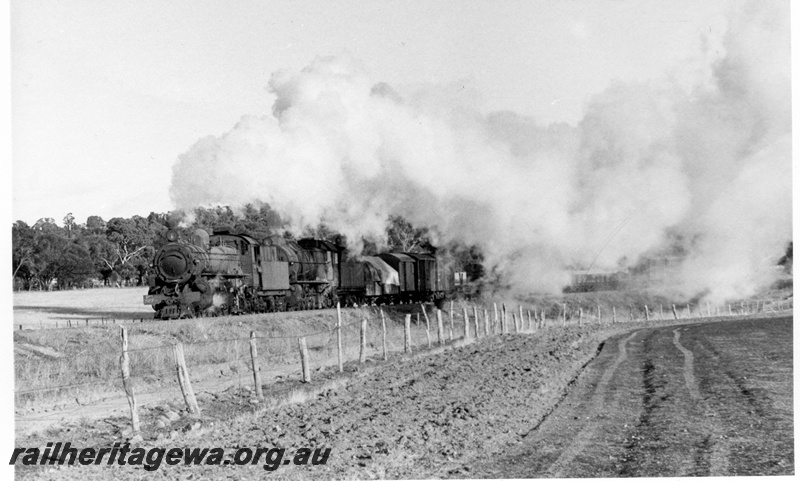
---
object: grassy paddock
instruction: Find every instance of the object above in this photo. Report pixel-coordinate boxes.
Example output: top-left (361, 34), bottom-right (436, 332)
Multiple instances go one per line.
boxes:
top-left (13, 303), bottom-right (478, 410)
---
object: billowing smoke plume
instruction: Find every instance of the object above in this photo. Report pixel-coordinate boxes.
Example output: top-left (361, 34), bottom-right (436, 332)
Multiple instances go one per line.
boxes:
top-left (171, 1), bottom-right (790, 302)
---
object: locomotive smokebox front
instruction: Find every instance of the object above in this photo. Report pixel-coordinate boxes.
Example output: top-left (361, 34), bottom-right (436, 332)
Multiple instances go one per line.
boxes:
top-left (154, 243), bottom-right (208, 284)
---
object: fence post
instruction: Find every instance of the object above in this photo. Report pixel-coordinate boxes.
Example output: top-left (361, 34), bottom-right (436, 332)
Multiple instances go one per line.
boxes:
top-left (527, 310), bottom-right (532, 332)
top-left (512, 313), bottom-right (518, 333)
top-left (597, 304), bottom-right (601, 324)
top-left (687, 304), bottom-right (692, 317)
top-left (578, 308), bottom-right (583, 327)
top-left (484, 309), bottom-right (490, 336)
top-left (359, 318), bottom-right (367, 363)
top-left (404, 314), bottom-right (412, 353)
top-left (612, 306), bottom-right (617, 324)
top-left (473, 306), bottom-right (480, 338)
top-left (172, 342), bottom-right (200, 414)
top-left (249, 331), bottom-right (263, 400)
top-left (298, 337), bottom-right (311, 382)
top-left (629, 304), bottom-right (635, 322)
top-left (421, 305), bottom-right (432, 348)
top-left (449, 301), bottom-right (454, 341)
top-left (542, 309), bottom-right (547, 329)
top-left (645, 305), bottom-right (650, 322)
top-left (728, 304), bottom-right (732, 316)
top-left (463, 307), bottom-right (470, 339)
top-left (119, 327), bottom-right (140, 433)
top-left (518, 306), bottom-right (524, 332)
top-left (68, 320), bottom-right (71, 328)
top-left (672, 304), bottom-right (678, 320)
top-left (562, 304), bottom-right (567, 327)
top-left (659, 304), bottom-right (663, 320)
top-left (437, 309), bottom-right (445, 346)
top-left (336, 302), bottom-right (343, 373)
top-left (493, 303), bottom-right (499, 335)
top-left (380, 308), bottom-right (388, 361)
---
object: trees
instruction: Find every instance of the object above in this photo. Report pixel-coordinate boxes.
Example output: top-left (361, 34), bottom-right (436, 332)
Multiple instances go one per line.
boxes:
top-left (12, 213), bottom-right (167, 289)
top-left (386, 215), bottom-right (433, 252)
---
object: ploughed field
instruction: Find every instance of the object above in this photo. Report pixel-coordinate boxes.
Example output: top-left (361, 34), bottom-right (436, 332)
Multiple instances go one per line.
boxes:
top-left (15, 313), bottom-right (792, 479)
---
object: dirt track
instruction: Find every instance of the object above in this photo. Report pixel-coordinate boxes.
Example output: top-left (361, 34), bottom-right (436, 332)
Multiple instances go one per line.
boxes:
top-left (470, 316), bottom-right (794, 477)
top-left (16, 315), bottom-right (793, 479)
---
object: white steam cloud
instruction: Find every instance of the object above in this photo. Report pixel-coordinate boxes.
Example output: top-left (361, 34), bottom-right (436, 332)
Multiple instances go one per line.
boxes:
top-left (171, 1), bottom-right (790, 302)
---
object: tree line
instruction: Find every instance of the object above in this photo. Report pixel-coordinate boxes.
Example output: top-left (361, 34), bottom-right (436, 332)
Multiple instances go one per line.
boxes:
top-left (11, 205), bottom-right (484, 291)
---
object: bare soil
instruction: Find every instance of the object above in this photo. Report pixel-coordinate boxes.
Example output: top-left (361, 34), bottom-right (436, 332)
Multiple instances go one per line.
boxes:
top-left (18, 311), bottom-right (792, 480)
top-left (469, 316), bottom-right (794, 478)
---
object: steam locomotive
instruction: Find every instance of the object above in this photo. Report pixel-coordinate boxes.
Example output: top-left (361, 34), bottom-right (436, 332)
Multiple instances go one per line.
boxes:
top-left (144, 228), bottom-right (465, 319)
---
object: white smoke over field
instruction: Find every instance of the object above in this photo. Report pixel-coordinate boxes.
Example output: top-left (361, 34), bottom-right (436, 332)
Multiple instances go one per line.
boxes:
top-left (171, 1), bottom-right (790, 302)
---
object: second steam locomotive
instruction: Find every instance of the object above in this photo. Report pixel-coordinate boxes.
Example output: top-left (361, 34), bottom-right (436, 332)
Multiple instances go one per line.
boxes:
top-left (144, 228), bottom-right (465, 319)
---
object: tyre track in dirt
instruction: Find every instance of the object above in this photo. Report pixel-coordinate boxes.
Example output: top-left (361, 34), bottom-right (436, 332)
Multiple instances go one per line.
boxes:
top-left (470, 316), bottom-right (792, 478)
top-left (672, 329), bottom-right (700, 400)
top-left (543, 332), bottom-right (638, 477)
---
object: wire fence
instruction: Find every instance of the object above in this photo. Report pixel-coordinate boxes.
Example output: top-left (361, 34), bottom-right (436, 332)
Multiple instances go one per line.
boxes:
top-left (14, 297), bottom-right (793, 425)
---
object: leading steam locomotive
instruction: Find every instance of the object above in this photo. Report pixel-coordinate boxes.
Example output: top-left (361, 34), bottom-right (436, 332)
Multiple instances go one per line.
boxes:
top-left (144, 228), bottom-right (464, 319)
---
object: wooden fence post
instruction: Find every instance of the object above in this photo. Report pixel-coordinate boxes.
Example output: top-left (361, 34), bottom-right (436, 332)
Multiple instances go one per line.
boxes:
top-left (501, 303), bottom-right (507, 334)
top-left (527, 310), bottom-right (533, 332)
top-left (473, 306), bottom-right (480, 338)
top-left (463, 307), bottom-right (470, 339)
top-left (380, 308), bottom-right (388, 361)
top-left (359, 317), bottom-right (368, 363)
top-left (629, 304), bottom-right (635, 322)
top-left (672, 304), bottom-right (678, 320)
top-left (484, 309), bottom-right (490, 336)
top-left (512, 313), bottom-right (518, 333)
top-left (404, 314), bottom-right (412, 353)
top-left (421, 307), bottom-right (432, 348)
top-left (298, 337), bottom-right (311, 382)
top-left (612, 306), bottom-right (617, 324)
top-left (728, 304), bottom-right (732, 316)
top-left (687, 304), bottom-right (692, 317)
top-left (659, 304), bottom-right (663, 320)
top-left (597, 304), bottom-right (601, 324)
top-left (421, 305), bottom-right (436, 347)
top-left (518, 306), bottom-right (524, 332)
top-left (645, 305), bottom-right (650, 322)
top-left (172, 342), bottom-right (200, 414)
top-left (336, 302), bottom-right (343, 373)
top-left (493, 303), bottom-right (499, 334)
top-left (541, 309), bottom-right (547, 329)
top-left (562, 304), bottom-right (567, 327)
top-left (119, 327), bottom-right (140, 433)
top-left (449, 301), bottom-right (454, 341)
top-left (249, 331), bottom-right (263, 399)
top-left (578, 308), bottom-right (583, 327)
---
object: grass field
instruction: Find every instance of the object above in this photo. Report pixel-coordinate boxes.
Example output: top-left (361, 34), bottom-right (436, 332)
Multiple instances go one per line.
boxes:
top-left (13, 287), bottom-right (153, 327)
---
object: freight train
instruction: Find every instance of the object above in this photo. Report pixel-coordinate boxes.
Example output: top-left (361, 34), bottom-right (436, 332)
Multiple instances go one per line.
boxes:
top-left (144, 228), bottom-right (466, 319)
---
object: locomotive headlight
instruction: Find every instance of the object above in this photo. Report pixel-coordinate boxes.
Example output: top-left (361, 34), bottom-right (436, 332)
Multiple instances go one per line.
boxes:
top-left (166, 230), bottom-right (179, 242)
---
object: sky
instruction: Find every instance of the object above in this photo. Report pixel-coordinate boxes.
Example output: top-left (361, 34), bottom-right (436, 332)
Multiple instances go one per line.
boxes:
top-left (10, 0), bottom-right (741, 226)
